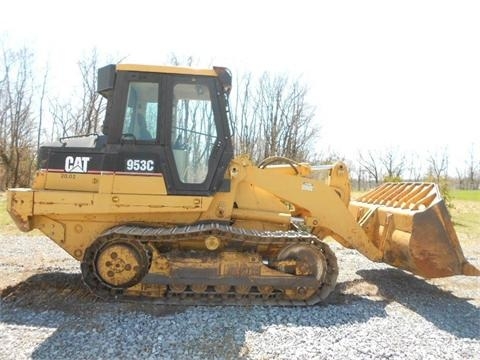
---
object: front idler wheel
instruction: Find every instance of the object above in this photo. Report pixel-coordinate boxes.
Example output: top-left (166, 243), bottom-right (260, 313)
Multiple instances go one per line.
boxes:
top-left (276, 243), bottom-right (327, 301)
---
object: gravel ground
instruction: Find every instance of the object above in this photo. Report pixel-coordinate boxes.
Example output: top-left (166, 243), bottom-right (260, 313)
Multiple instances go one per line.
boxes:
top-left (0, 234), bottom-right (479, 360)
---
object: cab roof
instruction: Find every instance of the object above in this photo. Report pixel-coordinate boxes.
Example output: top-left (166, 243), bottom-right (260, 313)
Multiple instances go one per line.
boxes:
top-left (116, 63), bottom-right (219, 77)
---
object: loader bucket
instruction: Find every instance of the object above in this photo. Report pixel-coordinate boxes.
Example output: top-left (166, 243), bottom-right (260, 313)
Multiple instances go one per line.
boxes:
top-left (349, 182), bottom-right (480, 278)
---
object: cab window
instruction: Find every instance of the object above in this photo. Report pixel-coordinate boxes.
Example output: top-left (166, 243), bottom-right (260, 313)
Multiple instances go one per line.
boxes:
top-left (171, 83), bottom-right (217, 183)
top-left (122, 82), bottom-right (158, 141)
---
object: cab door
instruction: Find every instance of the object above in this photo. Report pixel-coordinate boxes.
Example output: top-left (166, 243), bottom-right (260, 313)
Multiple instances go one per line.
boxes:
top-left (162, 74), bottom-right (233, 195)
top-left (105, 69), bottom-right (233, 196)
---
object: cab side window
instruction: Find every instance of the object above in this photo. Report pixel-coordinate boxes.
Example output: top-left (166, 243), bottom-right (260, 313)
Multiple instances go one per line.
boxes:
top-left (171, 83), bottom-right (217, 183)
top-left (123, 82), bottom-right (158, 141)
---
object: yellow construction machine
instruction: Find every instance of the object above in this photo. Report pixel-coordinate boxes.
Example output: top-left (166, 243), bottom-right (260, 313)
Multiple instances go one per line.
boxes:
top-left (6, 64), bottom-right (479, 305)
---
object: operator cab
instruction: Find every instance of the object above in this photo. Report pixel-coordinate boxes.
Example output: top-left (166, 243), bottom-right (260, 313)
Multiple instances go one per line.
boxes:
top-left (37, 64), bottom-right (233, 196)
top-left (48, 63), bottom-right (233, 196)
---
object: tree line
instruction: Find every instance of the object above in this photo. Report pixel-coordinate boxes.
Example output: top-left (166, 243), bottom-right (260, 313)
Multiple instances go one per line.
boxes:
top-left (349, 145), bottom-right (480, 191)
top-left (0, 45), bottom-right (105, 189)
top-left (0, 43), bottom-right (479, 191)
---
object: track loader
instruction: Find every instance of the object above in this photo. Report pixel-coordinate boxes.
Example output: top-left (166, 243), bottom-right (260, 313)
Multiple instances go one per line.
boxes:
top-left (6, 64), bottom-right (479, 305)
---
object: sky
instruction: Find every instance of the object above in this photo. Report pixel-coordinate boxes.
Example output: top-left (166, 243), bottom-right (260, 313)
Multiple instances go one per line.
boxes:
top-left (1, 0), bottom-right (479, 174)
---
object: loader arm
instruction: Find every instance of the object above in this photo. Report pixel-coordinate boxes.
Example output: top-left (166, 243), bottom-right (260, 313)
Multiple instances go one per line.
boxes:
top-left (244, 163), bottom-right (383, 261)
top-left (239, 161), bottom-right (479, 279)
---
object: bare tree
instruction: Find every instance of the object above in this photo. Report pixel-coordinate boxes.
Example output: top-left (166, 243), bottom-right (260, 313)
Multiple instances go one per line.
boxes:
top-left (456, 143), bottom-right (480, 190)
top-left (165, 56), bottom-right (319, 163)
top-left (358, 147), bottom-right (408, 186)
top-left (379, 147), bottom-right (405, 181)
top-left (310, 148), bottom-right (345, 165)
top-left (426, 147), bottom-right (449, 184)
top-left (49, 48), bottom-right (106, 139)
top-left (426, 147), bottom-right (452, 205)
top-left (231, 71), bottom-right (261, 158)
top-left (233, 71), bottom-right (318, 163)
top-left (0, 46), bottom-right (36, 189)
top-left (49, 99), bottom-right (78, 139)
top-left (405, 153), bottom-right (424, 181)
top-left (37, 64), bottom-right (48, 151)
top-left (358, 150), bottom-right (381, 185)
top-left (168, 53), bottom-right (194, 67)
top-left (77, 49), bottom-right (105, 134)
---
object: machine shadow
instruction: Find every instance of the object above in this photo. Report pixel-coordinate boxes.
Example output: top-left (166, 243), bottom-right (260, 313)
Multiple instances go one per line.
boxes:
top-left (1, 272), bottom-right (388, 359)
top-left (0, 272), bottom-right (187, 319)
top-left (357, 268), bottom-right (480, 340)
top-left (1, 272), bottom-right (385, 318)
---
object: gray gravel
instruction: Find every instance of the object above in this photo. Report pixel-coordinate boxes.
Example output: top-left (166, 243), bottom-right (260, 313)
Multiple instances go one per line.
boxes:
top-left (1, 235), bottom-right (479, 359)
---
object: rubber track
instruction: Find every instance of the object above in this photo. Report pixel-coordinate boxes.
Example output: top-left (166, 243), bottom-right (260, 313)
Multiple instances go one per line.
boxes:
top-left (81, 223), bottom-right (338, 306)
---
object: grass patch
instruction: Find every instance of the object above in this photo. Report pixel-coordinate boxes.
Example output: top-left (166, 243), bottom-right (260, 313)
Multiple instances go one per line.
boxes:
top-left (449, 199), bottom-right (480, 245)
top-left (0, 192), bottom-right (23, 234)
top-left (451, 189), bottom-right (480, 202)
top-left (0, 193), bottom-right (12, 226)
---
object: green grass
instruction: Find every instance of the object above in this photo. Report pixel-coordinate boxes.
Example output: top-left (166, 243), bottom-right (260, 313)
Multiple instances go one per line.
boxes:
top-left (449, 198), bottom-right (480, 244)
top-left (0, 193), bottom-right (11, 226)
top-left (451, 189), bottom-right (480, 202)
top-left (0, 192), bottom-right (20, 234)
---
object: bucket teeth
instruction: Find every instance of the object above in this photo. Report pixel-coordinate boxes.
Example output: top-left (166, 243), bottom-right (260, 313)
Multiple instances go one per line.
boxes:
top-left (357, 182), bottom-right (437, 210)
